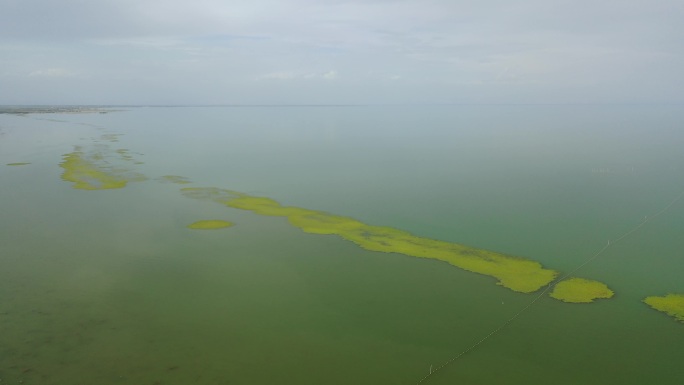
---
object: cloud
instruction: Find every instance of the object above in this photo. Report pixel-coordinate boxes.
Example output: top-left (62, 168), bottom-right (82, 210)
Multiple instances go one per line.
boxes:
top-left (302, 70), bottom-right (339, 80)
top-left (257, 71), bottom-right (297, 81)
top-left (258, 70), bottom-right (338, 81)
top-left (321, 70), bottom-right (338, 80)
top-left (1, 1), bottom-right (683, 104)
top-left (28, 68), bottom-right (76, 78)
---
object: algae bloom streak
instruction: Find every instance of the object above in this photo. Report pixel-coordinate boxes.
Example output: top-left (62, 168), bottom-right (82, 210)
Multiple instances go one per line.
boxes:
top-left (187, 220), bottom-right (234, 230)
top-left (181, 187), bottom-right (564, 294)
top-left (643, 294), bottom-right (684, 323)
top-left (54, 133), bottom-right (613, 302)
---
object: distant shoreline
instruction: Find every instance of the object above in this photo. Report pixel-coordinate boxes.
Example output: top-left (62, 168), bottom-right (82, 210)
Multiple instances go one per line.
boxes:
top-left (1, 102), bottom-right (683, 112)
top-left (0, 106), bottom-right (116, 115)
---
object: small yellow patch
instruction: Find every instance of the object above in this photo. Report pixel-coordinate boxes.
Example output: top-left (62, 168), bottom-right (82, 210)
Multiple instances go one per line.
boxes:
top-left (549, 278), bottom-right (614, 303)
top-left (643, 294), bottom-right (684, 323)
top-left (187, 220), bottom-right (234, 230)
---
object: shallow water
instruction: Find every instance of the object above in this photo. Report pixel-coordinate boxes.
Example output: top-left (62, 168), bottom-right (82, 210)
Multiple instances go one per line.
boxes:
top-left (1, 105), bottom-right (683, 384)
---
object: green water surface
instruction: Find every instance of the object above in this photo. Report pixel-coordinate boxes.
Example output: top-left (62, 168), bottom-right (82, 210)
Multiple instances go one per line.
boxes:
top-left (1, 106), bottom-right (683, 384)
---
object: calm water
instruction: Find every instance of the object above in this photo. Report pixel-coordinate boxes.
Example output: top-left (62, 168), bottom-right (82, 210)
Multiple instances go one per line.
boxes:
top-left (1, 105), bottom-right (683, 384)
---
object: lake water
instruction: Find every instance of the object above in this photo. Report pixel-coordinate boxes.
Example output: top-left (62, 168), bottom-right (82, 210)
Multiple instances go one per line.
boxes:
top-left (1, 105), bottom-right (683, 384)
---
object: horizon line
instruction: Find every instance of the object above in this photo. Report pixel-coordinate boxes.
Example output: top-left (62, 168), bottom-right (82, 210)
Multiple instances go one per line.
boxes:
top-left (2, 102), bottom-right (684, 108)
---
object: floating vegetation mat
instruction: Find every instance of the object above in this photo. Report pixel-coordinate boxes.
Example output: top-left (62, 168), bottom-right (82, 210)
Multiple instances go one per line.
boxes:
top-left (180, 187), bottom-right (567, 294)
top-left (549, 278), bottom-right (614, 303)
top-left (187, 220), bottom-right (234, 230)
top-left (60, 146), bottom-right (147, 190)
top-left (643, 294), bottom-right (684, 323)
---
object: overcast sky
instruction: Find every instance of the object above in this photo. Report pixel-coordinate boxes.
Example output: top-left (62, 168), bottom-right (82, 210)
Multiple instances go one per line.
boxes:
top-left (1, 0), bottom-right (682, 105)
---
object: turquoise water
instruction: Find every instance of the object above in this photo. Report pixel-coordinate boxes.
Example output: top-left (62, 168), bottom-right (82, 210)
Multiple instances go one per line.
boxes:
top-left (1, 106), bottom-right (683, 384)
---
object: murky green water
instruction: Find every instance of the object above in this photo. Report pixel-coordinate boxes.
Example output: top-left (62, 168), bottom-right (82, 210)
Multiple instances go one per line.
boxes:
top-left (1, 106), bottom-right (683, 384)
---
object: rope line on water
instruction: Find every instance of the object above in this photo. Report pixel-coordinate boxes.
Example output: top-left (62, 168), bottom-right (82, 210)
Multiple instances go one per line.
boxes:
top-left (415, 189), bottom-right (684, 385)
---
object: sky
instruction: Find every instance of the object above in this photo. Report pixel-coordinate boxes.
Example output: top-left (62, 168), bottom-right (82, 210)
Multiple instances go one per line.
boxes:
top-left (1, 0), bottom-right (683, 105)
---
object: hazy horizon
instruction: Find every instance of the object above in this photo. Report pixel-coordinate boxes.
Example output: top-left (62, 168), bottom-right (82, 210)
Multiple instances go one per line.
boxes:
top-left (2, 0), bottom-right (683, 105)
top-left (2, 102), bottom-right (684, 108)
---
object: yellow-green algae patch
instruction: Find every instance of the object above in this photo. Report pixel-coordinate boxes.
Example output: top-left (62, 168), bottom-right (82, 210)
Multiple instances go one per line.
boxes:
top-left (643, 294), bottom-right (684, 323)
top-left (181, 187), bottom-right (560, 293)
top-left (6, 162), bottom-right (31, 166)
top-left (158, 175), bottom-right (192, 184)
top-left (187, 220), bottom-right (234, 230)
top-left (60, 146), bottom-right (147, 190)
top-left (549, 278), bottom-right (614, 303)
